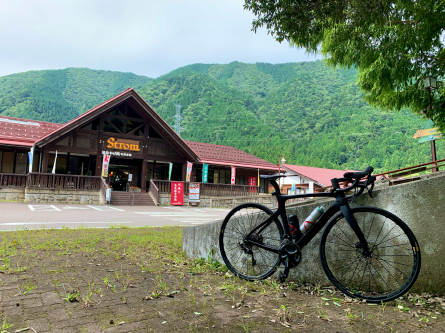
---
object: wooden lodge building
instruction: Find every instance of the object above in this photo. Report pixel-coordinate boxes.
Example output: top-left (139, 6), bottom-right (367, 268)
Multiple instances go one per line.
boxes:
top-left (0, 88), bottom-right (278, 205)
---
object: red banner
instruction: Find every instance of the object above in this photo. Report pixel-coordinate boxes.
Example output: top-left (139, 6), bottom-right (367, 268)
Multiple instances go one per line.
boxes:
top-left (171, 182), bottom-right (184, 205)
top-left (231, 166), bottom-right (236, 185)
top-left (248, 177), bottom-right (257, 186)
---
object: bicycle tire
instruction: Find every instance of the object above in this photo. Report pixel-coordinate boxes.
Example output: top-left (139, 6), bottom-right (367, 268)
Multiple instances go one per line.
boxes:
top-left (319, 206), bottom-right (421, 303)
top-left (219, 203), bottom-right (284, 281)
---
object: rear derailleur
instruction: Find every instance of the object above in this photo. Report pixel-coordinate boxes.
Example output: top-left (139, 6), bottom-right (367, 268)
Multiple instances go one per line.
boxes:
top-left (278, 241), bottom-right (302, 283)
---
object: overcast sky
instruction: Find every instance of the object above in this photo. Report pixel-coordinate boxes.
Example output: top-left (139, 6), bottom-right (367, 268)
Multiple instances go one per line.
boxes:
top-left (0, 0), bottom-right (320, 78)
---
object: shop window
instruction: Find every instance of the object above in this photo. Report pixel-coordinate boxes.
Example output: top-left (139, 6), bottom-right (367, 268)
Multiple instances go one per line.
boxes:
top-left (213, 170), bottom-right (219, 184)
top-left (239, 176), bottom-right (245, 185)
top-left (224, 169), bottom-right (230, 184)
top-left (15, 153), bottom-right (27, 174)
top-left (81, 118), bottom-right (100, 131)
top-left (208, 169), bottom-right (214, 183)
top-left (2, 152), bottom-right (14, 173)
top-left (0, 152), bottom-right (2, 172)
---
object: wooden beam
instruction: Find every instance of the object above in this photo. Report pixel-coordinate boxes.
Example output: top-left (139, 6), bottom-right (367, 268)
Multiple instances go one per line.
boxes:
top-left (95, 155), bottom-right (102, 177)
top-left (141, 160), bottom-right (147, 191)
top-left (41, 150), bottom-right (49, 174)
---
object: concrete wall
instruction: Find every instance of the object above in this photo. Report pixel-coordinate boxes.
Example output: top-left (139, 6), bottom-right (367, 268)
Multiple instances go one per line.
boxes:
top-left (183, 172), bottom-right (445, 294)
top-left (25, 188), bottom-right (100, 204)
top-left (159, 193), bottom-right (276, 209)
top-left (0, 187), bottom-right (25, 202)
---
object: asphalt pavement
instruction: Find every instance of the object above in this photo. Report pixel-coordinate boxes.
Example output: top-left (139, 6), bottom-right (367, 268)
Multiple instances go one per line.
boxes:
top-left (0, 202), bottom-right (230, 230)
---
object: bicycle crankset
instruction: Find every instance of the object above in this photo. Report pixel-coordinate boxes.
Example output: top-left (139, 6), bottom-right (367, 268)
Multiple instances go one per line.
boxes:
top-left (278, 241), bottom-right (302, 283)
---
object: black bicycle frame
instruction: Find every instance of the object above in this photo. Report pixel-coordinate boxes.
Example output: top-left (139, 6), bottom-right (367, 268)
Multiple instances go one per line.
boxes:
top-left (245, 182), bottom-right (370, 256)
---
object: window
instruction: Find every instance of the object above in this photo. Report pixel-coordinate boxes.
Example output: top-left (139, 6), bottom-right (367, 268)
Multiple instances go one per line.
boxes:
top-left (15, 153), bottom-right (27, 174)
top-left (239, 176), bottom-right (245, 185)
top-left (2, 152), bottom-right (14, 173)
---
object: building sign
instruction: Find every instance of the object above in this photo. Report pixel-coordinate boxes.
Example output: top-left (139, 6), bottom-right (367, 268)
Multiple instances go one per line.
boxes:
top-left (202, 164), bottom-right (209, 183)
top-left (189, 183), bottom-right (200, 205)
top-left (102, 150), bottom-right (132, 157)
top-left (102, 154), bottom-right (111, 177)
top-left (106, 188), bottom-right (111, 202)
top-left (231, 166), bottom-right (236, 185)
top-left (186, 161), bottom-right (193, 182)
top-left (106, 137), bottom-right (140, 151)
top-left (171, 182), bottom-right (184, 205)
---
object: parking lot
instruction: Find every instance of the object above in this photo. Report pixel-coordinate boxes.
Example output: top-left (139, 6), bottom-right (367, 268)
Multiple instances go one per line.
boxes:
top-left (0, 202), bottom-right (230, 230)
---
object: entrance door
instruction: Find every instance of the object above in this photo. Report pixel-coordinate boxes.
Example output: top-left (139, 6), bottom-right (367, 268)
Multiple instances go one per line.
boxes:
top-left (109, 164), bottom-right (129, 191)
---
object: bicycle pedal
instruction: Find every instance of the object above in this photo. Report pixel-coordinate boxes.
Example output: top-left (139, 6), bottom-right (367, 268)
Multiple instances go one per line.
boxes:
top-left (278, 271), bottom-right (287, 283)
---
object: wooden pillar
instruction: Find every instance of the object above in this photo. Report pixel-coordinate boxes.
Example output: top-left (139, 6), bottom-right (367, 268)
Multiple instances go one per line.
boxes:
top-left (41, 150), bottom-right (49, 173)
top-left (96, 155), bottom-right (102, 177)
top-left (141, 160), bottom-right (147, 191)
top-left (182, 163), bottom-right (187, 182)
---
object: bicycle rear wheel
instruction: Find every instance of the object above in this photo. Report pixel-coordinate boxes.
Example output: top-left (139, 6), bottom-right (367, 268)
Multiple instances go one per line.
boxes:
top-left (320, 206), bottom-right (421, 303)
top-left (219, 203), bottom-right (284, 281)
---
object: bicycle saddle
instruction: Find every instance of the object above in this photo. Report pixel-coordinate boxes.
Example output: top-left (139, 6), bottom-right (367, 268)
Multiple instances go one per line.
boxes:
top-left (260, 175), bottom-right (286, 181)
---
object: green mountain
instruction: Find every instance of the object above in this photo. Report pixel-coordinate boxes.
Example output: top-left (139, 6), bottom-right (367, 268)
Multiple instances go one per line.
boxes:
top-left (0, 68), bottom-right (152, 123)
top-left (0, 62), bottom-right (439, 172)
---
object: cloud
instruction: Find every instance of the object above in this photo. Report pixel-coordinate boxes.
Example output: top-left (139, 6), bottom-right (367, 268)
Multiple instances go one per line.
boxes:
top-left (0, 0), bottom-right (319, 78)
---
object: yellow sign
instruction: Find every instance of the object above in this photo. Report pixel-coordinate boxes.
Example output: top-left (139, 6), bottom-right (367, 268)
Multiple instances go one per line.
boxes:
top-left (106, 137), bottom-right (140, 151)
top-left (412, 127), bottom-right (441, 138)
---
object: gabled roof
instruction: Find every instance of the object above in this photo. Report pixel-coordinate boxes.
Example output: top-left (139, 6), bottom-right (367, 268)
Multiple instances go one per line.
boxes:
top-left (282, 164), bottom-right (358, 187)
top-left (0, 116), bottom-right (62, 147)
top-left (34, 88), bottom-right (199, 162)
top-left (185, 141), bottom-right (279, 171)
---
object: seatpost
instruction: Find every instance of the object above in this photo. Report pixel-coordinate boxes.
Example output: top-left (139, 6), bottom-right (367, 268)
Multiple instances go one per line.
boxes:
top-left (269, 180), bottom-right (281, 195)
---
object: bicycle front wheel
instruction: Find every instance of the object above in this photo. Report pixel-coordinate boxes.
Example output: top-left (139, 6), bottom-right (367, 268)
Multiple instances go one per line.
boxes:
top-left (320, 207), bottom-right (421, 303)
top-left (219, 203), bottom-right (284, 281)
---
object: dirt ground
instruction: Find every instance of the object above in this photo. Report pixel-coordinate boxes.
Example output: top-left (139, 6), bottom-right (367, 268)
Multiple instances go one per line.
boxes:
top-left (0, 226), bottom-right (443, 333)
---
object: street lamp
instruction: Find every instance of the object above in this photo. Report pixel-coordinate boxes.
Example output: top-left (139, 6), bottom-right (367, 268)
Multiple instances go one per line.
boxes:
top-left (422, 75), bottom-right (439, 172)
top-left (278, 154), bottom-right (286, 190)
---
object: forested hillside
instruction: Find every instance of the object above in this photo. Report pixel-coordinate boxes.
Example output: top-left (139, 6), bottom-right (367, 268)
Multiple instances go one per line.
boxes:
top-left (0, 68), bottom-right (152, 123)
top-left (0, 62), bottom-right (440, 172)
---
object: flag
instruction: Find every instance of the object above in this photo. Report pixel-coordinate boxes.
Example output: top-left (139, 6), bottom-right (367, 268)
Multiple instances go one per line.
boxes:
top-left (231, 166), bottom-right (236, 185)
top-left (102, 154), bottom-right (111, 177)
top-left (28, 147), bottom-right (34, 173)
top-left (202, 164), bottom-right (209, 183)
top-left (186, 161), bottom-right (193, 182)
top-left (168, 163), bottom-right (173, 181)
top-left (51, 151), bottom-right (58, 174)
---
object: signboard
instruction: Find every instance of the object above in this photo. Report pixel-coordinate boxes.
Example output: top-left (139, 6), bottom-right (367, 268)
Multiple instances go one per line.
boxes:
top-left (189, 182), bottom-right (200, 205)
top-left (413, 127), bottom-right (441, 138)
top-left (102, 154), bottom-right (111, 177)
top-left (418, 133), bottom-right (443, 143)
top-left (231, 166), bottom-right (236, 185)
top-left (171, 182), bottom-right (184, 205)
top-left (202, 164), bottom-right (209, 183)
top-left (106, 137), bottom-right (140, 151)
top-left (186, 161), bottom-right (193, 182)
top-left (106, 188), bottom-right (111, 202)
top-left (128, 174), bottom-right (133, 181)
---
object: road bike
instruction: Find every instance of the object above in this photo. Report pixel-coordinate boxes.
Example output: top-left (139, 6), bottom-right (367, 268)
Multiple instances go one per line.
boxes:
top-left (219, 167), bottom-right (421, 303)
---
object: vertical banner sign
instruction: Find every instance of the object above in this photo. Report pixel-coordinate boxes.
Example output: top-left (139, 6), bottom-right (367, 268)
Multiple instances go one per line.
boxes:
top-left (202, 164), bottom-right (209, 183)
top-left (291, 184), bottom-right (296, 195)
top-left (231, 166), bottom-right (236, 185)
top-left (28, 147), bottom-right (34, 173)
top-left (248, 176), bottom-right (257, 193)
top-left (188, 183), bottom-right (200, 205)
top-left (51, 150), bottom-right (58, 174)
top-left (101, 154), bottom-right (111, 177)
top-left (186, 161), bottom-right (193, 182)
top-left (171, 181), bottom-right (184, 205)
top-left (168, 163), bottom-right (173, 181)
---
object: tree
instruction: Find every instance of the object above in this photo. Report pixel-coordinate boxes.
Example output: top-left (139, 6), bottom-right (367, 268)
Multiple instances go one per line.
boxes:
top-left (244, 0), bottom-right (445, 129)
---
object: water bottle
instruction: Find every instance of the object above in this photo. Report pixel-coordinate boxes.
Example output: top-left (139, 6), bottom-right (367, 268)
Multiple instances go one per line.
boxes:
top-left (300, 206), bottom-right (324, 233)
top-left (288, 215), bottom-right (300, 240)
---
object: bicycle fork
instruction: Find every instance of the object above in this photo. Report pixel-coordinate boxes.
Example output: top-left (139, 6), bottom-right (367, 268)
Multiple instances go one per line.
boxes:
top-left (340, 205), bottom-right (371, 256)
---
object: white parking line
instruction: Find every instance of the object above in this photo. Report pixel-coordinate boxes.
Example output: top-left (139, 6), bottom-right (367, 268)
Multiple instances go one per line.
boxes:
top-left (0, 222), bottom-right (133, 225)
top-left (87, 205), bottom-right (125, 212)
top-left (28, 205), bottom-right (61, 212)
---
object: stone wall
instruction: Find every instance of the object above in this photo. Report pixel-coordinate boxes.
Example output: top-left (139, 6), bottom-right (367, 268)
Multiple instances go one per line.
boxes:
top-left (183, 171), bottom-right (445, 294)
top-left (0, 187), bottom-right (25, 202)
top-left (25, 188), bottom-right (100, 204)
top-left (159, 193), bottom-right (276, 209)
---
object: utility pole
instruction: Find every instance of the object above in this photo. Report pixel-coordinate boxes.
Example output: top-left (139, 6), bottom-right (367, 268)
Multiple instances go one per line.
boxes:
top-left (172, 104), bottom-right (184, 137)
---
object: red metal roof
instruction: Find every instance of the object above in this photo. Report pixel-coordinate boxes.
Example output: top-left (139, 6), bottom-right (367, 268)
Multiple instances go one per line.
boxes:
top-left (0, 116), bottom-right (62, 147)
top-left (282, 164), bottom-right (358, 187)
top-left (185, 141), bottom-right (279, 171)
